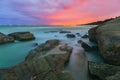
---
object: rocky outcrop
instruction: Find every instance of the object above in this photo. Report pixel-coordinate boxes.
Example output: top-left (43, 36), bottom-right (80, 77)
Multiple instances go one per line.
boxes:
top-left (8, 32), bottom-right (35, 41)
top-left (0, 32), bottom-right (14, 44)
top-left (0, 39), bottom-right (74, 80)
top-left (66, 34), bottom-right (76, 38)
top-left (89, 62), bottom-right (120, 80)
top-left (88, 16), bottom-right (120, 65)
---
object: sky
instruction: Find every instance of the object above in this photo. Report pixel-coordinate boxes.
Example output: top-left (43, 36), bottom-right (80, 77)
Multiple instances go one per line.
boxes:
top-left (0, 0), bottom-right (120, 25)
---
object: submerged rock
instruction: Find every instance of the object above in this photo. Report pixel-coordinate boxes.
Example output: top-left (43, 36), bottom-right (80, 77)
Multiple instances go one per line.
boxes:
top-left (89, 61), bottom-right (120, 80)
top-left (8, 32), bottom-right (35, 41)
top-left (44, 31), bottom-right (58, 33)
top-left (66, 34), bottom-right (76, 38)
top-left (0, 32), bottom-right (14, 44)
top-left (59, 31), bottom-right (71, 33)
top-left (76, 33), bottom-right (81, 37)
top-left (0, 39), bottom-right (74, 80)
top-left (32, 43), bottom-right (38, 47)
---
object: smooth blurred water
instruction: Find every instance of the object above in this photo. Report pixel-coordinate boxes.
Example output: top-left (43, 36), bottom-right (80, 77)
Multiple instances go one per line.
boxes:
top-left (0, 25), bottom-right (103, 68)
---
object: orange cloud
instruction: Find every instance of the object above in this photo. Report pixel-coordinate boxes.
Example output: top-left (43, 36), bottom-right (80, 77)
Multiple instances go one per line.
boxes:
top-left (1, 0), bottom-right (120, 25)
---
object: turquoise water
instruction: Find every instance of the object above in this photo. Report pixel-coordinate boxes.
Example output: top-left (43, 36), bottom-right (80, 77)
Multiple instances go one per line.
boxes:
top-left (0, 25), bottom-right (103, 68)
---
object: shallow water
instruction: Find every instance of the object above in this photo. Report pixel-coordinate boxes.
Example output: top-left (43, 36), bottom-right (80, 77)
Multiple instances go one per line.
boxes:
top-left (0, 25), bottom-right (103, 69)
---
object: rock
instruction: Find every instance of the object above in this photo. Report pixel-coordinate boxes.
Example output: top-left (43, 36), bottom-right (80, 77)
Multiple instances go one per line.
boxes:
top-left (106, 72), bottom-right (120, 80)
top-left (76, 33), bottom-right (81, 37)
top-left (81, 34), bottom-right (89, 38)
top-left (46, 39), bottom-right (59, 46)
top-left (78, 40), bottom-right (83, 43)
top-left (96, 17), bottom-right (120, 65)
top-left (8, 32), bottom-right (35, 41)
top-left (78, 40), bottom-right (92, 51)
top-left (89, 61), bottom-right (120, 80)
top-left (0, 39), bottom-right (74, 80)
top-left (59, 44), bottom-right (68, 51)
top-left (0, 32), bottom-right (14, 44)
top-left (32, 43), bottom-right (38, 46)
top-left (66, 34), bottom-right (76, 38)
top-left (59, 31), bottom-right (71, 33)
top-left (88, 17), bottom-right (120, 65)
top-left (88, 27), bottom-right (98, 42)
top-left (81, 43), bottom-right (91, 51)
top-left (91, 45), bottom-right (99, 50)
top-left (26, 39), bottom-right (60, 60)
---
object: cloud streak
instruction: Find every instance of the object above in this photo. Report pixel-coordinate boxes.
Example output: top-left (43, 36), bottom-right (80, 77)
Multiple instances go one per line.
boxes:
top-left (0, 0), bottom-right (120, 25)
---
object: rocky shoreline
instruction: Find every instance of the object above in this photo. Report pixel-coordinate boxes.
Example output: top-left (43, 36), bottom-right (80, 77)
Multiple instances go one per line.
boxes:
top-left (0, 39), bottom-right (74, 80)
top-left (88, 17), bottom-right (120, 80)
top-left (0, 17), bottom-right (120, 80)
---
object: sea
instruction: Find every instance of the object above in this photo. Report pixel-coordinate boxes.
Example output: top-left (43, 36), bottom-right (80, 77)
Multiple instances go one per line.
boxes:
top-left (0, 25), bottom-right (103, 69)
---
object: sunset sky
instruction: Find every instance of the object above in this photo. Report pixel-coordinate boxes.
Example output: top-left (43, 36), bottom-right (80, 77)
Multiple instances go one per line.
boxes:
top-left (0, 0), bottom-right (120, 25)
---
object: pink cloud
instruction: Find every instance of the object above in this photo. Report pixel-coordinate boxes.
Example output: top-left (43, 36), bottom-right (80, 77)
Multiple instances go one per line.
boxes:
top-left (0, 0), bottom-right (120, 25)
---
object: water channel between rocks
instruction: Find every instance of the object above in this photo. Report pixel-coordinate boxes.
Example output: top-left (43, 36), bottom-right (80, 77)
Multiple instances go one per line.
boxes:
top-left (0, 25), bottom-right (103, 80)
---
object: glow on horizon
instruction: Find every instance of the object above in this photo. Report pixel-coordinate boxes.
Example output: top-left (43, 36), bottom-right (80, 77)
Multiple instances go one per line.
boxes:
top-left (0, 0), bottom-right (120, 25)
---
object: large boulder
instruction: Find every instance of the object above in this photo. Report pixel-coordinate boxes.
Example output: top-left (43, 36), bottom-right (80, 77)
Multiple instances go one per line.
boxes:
top-left (89, 61), bottom-right (120, 80)
top-left (88, 17), bottom-right (120, 65)
top-left (96, 17), bottom-right (120, 65)
top-left (8, 32), bottom-right (35, 41)
top-left (0, 39), bottom-right (74, 80)
top-left (0, 32), bottom-right (14, 44)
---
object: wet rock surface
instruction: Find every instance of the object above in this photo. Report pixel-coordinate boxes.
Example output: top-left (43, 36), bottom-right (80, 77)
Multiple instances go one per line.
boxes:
top-left (0, 32), bottom-right (14, 44)
top-left (0, 39), bottom-right (74, 80)
top-left (8, 32), bottom-right (35, 41)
